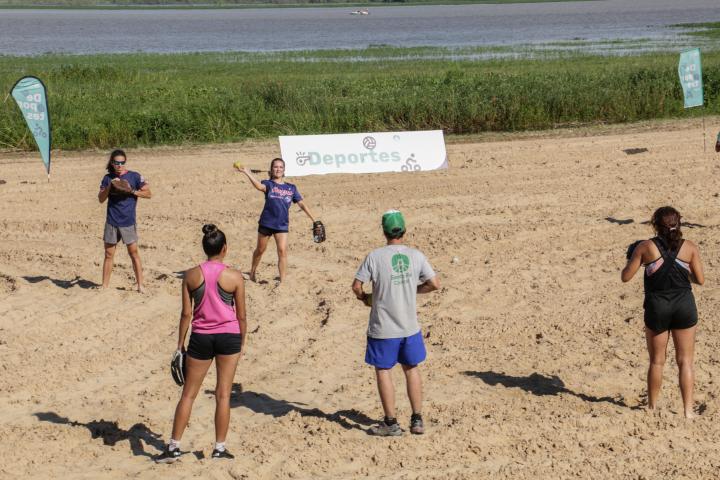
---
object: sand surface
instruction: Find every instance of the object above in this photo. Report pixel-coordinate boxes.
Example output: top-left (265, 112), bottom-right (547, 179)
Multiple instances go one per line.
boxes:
top-left (1, 119), bottom-right (720, 479)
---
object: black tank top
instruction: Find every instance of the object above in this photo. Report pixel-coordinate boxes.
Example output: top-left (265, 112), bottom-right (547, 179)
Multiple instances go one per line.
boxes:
top-left (644, 237), bottom-right (691, 294)
top-left (190, 281), bottom-right (234, 307)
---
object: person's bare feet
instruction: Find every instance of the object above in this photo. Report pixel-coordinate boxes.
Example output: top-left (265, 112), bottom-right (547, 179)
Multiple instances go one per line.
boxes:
top-left (137, 284), bottom-right (145, 294)
top-left (249, 272), bottom-right (257, 283)
top-left (685, 408), bottom-right (695, 420)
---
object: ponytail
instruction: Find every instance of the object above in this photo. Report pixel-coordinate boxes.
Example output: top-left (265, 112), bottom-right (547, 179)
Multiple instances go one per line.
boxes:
top-left (651, 206), bottom-right (683, 251)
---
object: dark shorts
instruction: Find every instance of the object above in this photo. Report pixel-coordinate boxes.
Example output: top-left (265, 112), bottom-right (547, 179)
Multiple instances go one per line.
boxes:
top-left (644, 290), bottom-right (698, 333)
top-left (258, 225), bottom-right (288, 236)
top-left (187, 333), bottom-right (242, 360)
top-left (365, 331), bottom-right (426, 369)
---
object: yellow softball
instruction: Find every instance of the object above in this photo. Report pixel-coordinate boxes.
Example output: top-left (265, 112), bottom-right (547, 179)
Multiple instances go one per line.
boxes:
top-left (233, 161), bottom-right (244, 170)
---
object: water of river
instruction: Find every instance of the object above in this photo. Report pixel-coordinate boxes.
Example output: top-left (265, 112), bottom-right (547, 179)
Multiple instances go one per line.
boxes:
top-left (0, 0), bottom-right (717, 55)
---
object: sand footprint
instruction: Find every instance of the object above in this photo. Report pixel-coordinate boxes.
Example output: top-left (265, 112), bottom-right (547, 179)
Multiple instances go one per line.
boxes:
top-left (0, 273), bottom-right (18, 296)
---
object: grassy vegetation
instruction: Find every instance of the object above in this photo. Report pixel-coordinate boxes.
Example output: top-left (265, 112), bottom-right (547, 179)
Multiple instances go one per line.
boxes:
top-left (674, 22), bottom-right (720, 40)
top-left (0, 0), bottom-right (595, 8)
top-left (1, 49), bottom-right (719, 151)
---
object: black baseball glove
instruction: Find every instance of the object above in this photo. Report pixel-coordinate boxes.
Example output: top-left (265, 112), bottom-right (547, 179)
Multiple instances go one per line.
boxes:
top-left (626, 240), bottom-right (643, 260)
top-left (170, 350), bottom-right (186, 387)
top-left (312, 220), bottom-right (326, 243)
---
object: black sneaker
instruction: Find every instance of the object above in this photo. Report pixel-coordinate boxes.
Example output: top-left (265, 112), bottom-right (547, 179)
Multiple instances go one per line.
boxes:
top-left (410, 414), bottom-right (424, 435)
top-left (368, 420), bottom-right (403, 437)
top-left (211, 448), bottom-right (235, 460)
top-left (155, 446), bottom-right (182, 464)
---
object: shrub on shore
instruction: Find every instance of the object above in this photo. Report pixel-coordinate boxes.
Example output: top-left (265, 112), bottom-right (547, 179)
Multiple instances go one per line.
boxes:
top-left (1, 50), bottom-right (718, 150)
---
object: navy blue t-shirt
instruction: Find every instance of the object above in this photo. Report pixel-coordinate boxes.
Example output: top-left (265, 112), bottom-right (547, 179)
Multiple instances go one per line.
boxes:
top-left (258, 180), bottom-right (302, 231)
top-left (100, 170), bottom-right (147, 227)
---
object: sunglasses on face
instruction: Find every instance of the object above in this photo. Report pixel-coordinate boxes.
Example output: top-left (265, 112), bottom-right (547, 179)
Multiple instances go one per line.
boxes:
top-left (111, 160), bottom-right (126, 166)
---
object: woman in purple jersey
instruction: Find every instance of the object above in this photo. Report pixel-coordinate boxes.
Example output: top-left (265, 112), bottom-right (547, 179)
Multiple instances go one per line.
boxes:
top-left (237, 158), bottom-right (317, 283)
top-left (98, 149), bottom-right (152, 293)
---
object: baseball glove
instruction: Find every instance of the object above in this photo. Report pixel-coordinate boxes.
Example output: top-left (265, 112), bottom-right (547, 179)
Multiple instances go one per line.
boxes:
top-left (626, 240), bottom-right (643, 260)
top-left (362, 292), bottom-right (373, 308)
top-left (171, 350), bottom-right (186, 387)
top-left (312, 220), bottom-right (326, 243)
top-left (110, 178), bottom-right (134, 195)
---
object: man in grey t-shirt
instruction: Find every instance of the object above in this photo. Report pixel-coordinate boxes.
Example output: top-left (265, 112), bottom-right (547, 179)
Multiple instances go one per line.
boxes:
top-left (352, 210), bottom-right (439, 436)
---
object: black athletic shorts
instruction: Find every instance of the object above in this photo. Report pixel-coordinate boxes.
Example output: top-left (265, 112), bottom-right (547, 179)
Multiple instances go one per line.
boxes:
top-left (643, 290), bottom-right (698, 333)
top-left (258, 225), bottom-right (288, 236)
top-left (187, 333), bottom-right (242, 360)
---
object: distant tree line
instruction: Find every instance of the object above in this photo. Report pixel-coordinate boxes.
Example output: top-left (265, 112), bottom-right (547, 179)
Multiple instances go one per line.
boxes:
top-left (0, 0), bottom-right (417, 5)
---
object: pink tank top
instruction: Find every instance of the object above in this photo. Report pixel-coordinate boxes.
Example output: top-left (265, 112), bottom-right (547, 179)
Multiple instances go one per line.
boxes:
top-left (192, 261), bottom-right (240, 335)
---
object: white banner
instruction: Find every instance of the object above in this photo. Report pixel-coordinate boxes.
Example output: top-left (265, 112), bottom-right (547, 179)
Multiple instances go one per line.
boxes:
top-left (279, 130), bottom-right (447, 177)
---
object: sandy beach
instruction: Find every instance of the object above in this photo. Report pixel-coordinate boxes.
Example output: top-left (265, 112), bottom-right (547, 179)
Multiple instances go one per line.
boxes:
top-left (1, 118), bottom-right (720, 479)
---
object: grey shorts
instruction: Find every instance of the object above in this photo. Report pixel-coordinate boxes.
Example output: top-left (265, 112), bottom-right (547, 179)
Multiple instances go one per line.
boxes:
top-left (104, 223), bottom-right (138, 245)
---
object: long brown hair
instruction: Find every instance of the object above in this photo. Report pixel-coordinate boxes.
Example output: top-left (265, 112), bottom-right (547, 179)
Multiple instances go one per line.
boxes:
top-left (106, 149), bottom-right (126, 175)
top-left (651, 206), bottom-right (683, 251)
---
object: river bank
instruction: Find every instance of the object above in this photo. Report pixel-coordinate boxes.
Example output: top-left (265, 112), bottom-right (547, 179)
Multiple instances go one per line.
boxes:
top-left (2, 49), bottom-right (719, 151)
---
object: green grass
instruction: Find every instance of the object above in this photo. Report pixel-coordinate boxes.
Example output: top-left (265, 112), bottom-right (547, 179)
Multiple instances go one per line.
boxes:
top-left (673, 22), bottom-right (720, 40)
top-left (0, 0), bottom-right (597, 8)
top-left (1, 49), bottom-right (719, 151)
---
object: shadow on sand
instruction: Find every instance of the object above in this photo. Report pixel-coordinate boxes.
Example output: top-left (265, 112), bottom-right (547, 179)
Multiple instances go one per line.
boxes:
top-left (204, 384), bottom-right (376, 432)
top-left (463, 371), bottom-right (630, 408)
top-left (23, 275), bottom-right (100, 289)
top-left (604, 217), bottom-right (634, 225)
top-left (33, 412), bottom-right (164, 457)
top-left (604, 217), bottom-right (707, 229)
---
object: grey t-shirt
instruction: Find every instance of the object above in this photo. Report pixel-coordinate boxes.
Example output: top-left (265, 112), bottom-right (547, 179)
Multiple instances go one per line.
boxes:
top-left (355, 244), bottom-right (436, 339)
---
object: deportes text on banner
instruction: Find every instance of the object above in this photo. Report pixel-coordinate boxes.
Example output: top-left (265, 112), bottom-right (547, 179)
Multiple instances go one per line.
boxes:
top-left (279, 130), bottom-right (448, 177)
top-left (678, 49), bottom-right (703, 109)
top-left (10, 76), bottom-right (52, 176)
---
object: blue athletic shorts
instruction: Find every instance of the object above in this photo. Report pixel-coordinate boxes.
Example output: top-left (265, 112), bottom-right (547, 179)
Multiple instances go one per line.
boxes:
top-left (365, 331), bottom-right (426, 369)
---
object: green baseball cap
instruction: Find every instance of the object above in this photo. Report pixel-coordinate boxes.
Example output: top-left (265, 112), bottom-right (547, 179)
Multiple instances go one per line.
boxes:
top-left (382, 209), bottom-right (406, 235)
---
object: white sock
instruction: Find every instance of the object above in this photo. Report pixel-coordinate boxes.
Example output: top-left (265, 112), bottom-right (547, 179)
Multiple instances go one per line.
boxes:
top-left (169, 439), bottom-right (181, 451)
top-left (214, 442), bottom-right (226, 452)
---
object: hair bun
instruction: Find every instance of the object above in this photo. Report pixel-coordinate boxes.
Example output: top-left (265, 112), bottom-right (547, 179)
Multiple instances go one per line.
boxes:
top-left (202, 224), bottom-right (218, 235)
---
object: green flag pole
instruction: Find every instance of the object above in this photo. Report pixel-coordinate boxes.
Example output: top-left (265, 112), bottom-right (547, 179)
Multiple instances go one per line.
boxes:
top-left (702, 112), bottom-right (706, 154)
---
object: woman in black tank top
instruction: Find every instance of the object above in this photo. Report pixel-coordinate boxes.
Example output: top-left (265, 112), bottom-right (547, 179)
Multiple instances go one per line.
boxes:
top-left (621, 206), bottom-right (705, 419)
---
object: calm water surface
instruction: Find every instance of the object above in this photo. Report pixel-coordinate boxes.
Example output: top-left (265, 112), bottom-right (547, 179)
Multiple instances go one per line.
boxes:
top-left (0, 0), bottom-right (718, 55)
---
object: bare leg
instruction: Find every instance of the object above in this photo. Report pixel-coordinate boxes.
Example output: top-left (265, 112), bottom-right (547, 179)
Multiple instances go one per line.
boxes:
top-left (171, 356), bottom-right (213, 441)
top-left (672, 326), bottom-right (697, 419)
top-left (273, 232), bottom-right (289, 283)
top-left (645, 328), bottom-right (670, 411)
top-left (375, 368), bottom-right (396, 418)
top-left (402, 364), bottom-right (423, 415)
top-left (250, 233), bottom-right (270, 282)
top-left (102, 243), bottom-right (116, 288)
top-left (214, 353), bottom-right (241, 442)
top-left (127, 242), bottom-right (144, 293)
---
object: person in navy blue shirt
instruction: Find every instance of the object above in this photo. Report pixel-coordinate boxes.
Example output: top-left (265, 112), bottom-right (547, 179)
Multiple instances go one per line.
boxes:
top-left (98, 149), bottom-right (152, 292)
top-left (237, 158), bottom-right (317, 283)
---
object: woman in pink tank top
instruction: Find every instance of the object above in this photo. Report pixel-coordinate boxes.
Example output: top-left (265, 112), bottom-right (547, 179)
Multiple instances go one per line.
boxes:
top-left (156, 224), bottom-right (247, 463)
